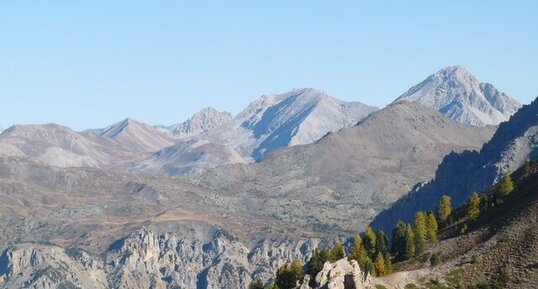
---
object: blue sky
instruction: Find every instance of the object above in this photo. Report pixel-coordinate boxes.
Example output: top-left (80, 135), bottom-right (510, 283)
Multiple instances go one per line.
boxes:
top-left (1, 1), bottom-right (537, 130)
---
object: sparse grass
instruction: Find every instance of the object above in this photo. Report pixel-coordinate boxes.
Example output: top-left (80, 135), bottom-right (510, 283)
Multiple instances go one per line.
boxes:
top-left (404, 284), bottom-right (419, 289)
top-left (424, 279), bottom-right (451, 289)
top-left (375, 285), bottom-right (388, 289)
top-left (445, 268), bottom-right (463, 287)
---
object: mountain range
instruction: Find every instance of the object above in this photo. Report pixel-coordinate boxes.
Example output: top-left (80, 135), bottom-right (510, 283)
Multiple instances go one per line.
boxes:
top-left (0, 65), bottom-right (532, 289)
top-left (0, 66), bottom-right (519, 176)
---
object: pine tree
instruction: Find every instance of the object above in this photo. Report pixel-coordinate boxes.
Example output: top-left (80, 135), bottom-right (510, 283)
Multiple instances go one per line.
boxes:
top-left (437, 195), bottom-right (452, 224)
top-left (290, 259), bottom-right (304, 283)
top-left (403, 224), bottom-right (416, 260)
top-left (374, 252), bottom-right (386, 276)
top-left (364, 257), bottom-right (376, 277)
top-left (330, 242), bottom-right (344, 262)
top-left (249, 279), bottom-right (264, 289)
top-left (363, 227), bottom-right (377, 258)
top-left (466, 192), bottom-right (481, 221)
top-left (414, 212), bottom-right (427, 254)
top-left (275, 260), bottom-right (303, 289)
top-left (375, 230), bottom-right (389, 256)
top-left (499, 173), bottom-right (515, 196)
top-left (306, 248), bottom-right (331, 278)
top-left (390, 221), bottom-right (407, 261)
top-left (425, 212), bottom-right (439, 242)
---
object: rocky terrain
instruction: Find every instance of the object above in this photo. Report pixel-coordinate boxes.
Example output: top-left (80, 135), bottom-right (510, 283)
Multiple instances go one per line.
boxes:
top-left (0, 123), bottom-right (141, 168)
top-left (159, 107), bottom-right (233, 138)
top-left (135, 88), bottom-right (378, 174)
top-left (0, 68), bottom-right (532, 289)
top-left (372, 96), bottom-right (538, 232)
top-left (394, 65), bottom-right (521, 126)
top-left (98, 118), bottom-right (178, 153)
top-left (194, 101), bottom-right (494, 231)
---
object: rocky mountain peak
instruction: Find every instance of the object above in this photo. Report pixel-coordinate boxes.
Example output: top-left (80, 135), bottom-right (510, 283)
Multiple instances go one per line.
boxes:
top-left (99, 118), bottom-right (176, 152)
top-left (394, 65), bottom-right (521, 126)
top-left (171, 107), bottom-right (233, 137)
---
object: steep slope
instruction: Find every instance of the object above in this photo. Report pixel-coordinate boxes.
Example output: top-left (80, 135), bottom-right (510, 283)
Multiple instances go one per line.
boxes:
top-left (0, 124), bottom-right (137, 168)
top-left (0, 156), bottom-right (335, 289)
top-left (99, 118), bottom-right (177, 152)
top-left (194, 102), bottom-right (495, 231)
top-left (241, 88), bottom-right (378, 159)
top-left (394, 65), bottom-right (521, 126)
top-left (136, 88), bottom-right (377, 174)
top-left (165, 107), bottom-right (233, 137)
top-left (372, 96), bottom-right (538, 232)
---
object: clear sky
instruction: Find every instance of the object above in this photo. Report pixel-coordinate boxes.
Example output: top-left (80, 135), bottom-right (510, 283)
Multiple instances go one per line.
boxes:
top-left (1, 1), bottom-right (537, 130)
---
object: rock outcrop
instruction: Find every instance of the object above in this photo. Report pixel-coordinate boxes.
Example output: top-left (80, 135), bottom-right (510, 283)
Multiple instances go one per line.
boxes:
top-left (0, 227), bottom-right (327, 289)
top-left (303, 258), bottom-right (372, 289)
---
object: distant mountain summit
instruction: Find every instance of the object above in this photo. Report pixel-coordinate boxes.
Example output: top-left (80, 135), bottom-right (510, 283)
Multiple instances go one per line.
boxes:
top-left (238, 88), bottom-right (378, 159)
top-left (99, 118), bottom-right (177, 152)
top-left (166, 107), bottom-right (233, 138)
top-left (394, 65), bottom-right (521, 126)
top-left (136, 88), bottom-right (378, 174)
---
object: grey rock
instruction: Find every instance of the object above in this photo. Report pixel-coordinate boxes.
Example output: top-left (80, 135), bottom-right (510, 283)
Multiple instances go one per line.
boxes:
top-left (394, 65), bottom-right (521, 126)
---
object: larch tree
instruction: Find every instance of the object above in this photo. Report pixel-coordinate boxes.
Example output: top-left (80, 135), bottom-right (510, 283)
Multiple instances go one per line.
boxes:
top-left (499, 173), bottom-right (515, 196)
top-left (425, 212), bottom-right (439, 242)
top-left (466, 192), bottom-right (481, 221)
top-left (374, 252), bottom-right (386, 276)
top-left (330, 242), bottom-right (344, 262)
top-left (363, 227), bottom-right (377, 258)
top-left (414, 212), bottom-right (427, 255)
top-left (437, 195), bottom-right (452, 224)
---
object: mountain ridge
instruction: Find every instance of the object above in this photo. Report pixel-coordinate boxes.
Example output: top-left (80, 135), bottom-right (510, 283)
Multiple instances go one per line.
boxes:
top-left (394, 65), bottom-right (521, 126)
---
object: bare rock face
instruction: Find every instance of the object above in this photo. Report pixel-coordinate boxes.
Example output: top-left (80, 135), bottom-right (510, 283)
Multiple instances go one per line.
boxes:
top-left (0, 227), bottom-right (326, 289)
top-left (394, 65), bottom-right (521, 126)
top-left (167, 107), bottom-right (233, 138)
top-left (299, 258), bottom-right (372, 289)
top-left (0, 244), bottom-right (108, 289)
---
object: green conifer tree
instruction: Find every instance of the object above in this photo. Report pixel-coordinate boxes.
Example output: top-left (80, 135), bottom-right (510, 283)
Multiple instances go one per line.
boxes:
top-left (375, 230), bottom-right (389, 256)
top-left (403, 224), bottom-right (416, 260)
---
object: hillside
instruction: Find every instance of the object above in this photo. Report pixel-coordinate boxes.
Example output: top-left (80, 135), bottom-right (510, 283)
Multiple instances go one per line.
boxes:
top-left (99, 118), bottom-right (178, 152)
top-left (273, 160), bottom-right (538, 289)
top-left (135, 88), bottom-right (377, 174)
top-left (194, 101), bottom-right (495, 231)
top-left (372, 96), bottom-right (538, 232)
top-left (0, 123), bottom-right (139, 168)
